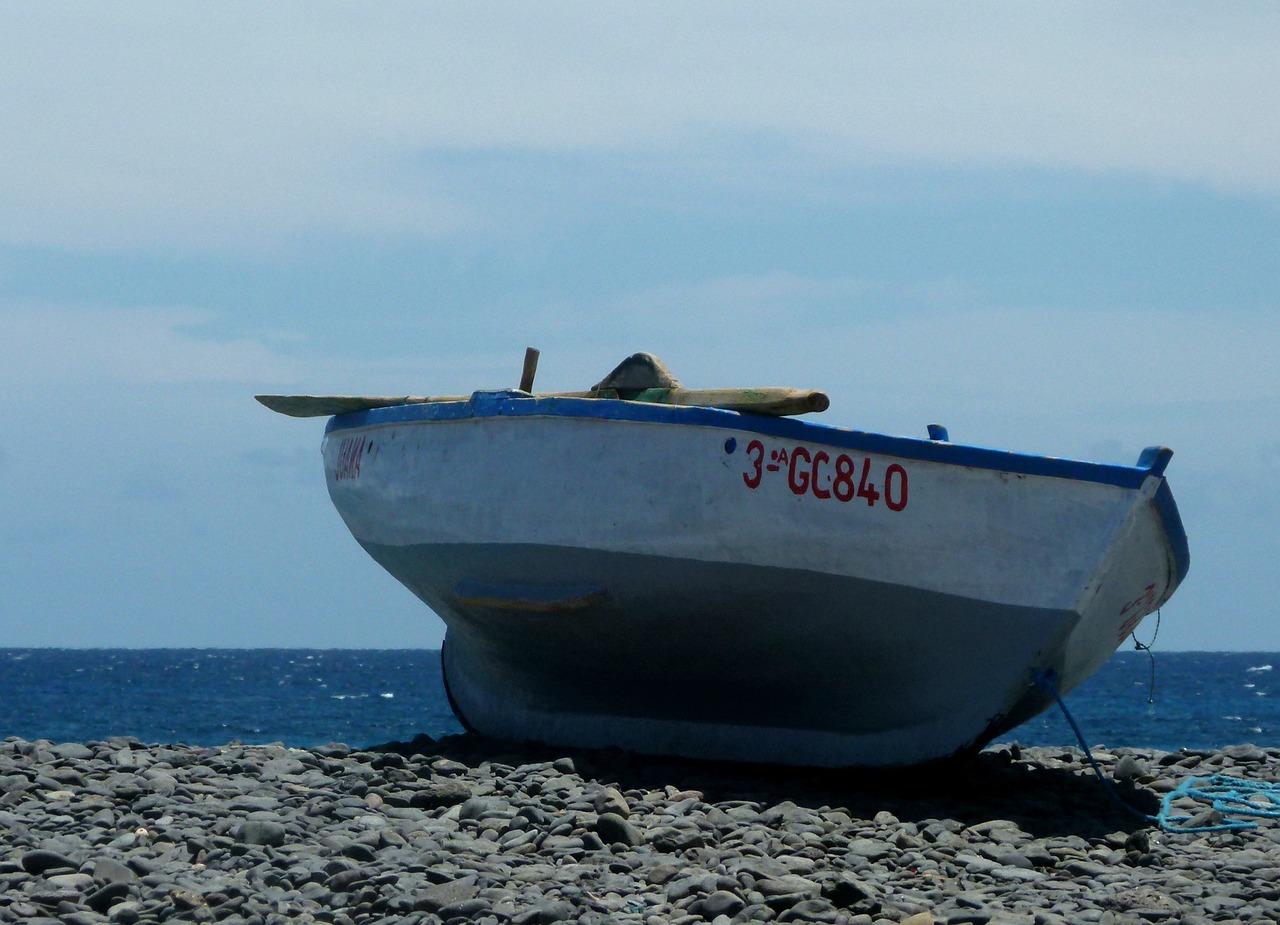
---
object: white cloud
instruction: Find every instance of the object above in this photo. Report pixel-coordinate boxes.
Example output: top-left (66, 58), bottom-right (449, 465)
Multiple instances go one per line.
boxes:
top-left (574, 274), bottom-right (1277, 406)
top-left (0, 302), bottom-right (547, 401)
top-left (1, 4), bottom-right (1277, 254)
top-left (1, 304), bottom-right (301, 387)
top-left (850, 306), bottom-right (1280, 411)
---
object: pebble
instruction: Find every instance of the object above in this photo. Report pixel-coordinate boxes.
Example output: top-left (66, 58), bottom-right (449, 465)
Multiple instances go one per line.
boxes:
top-left (2, 735), bottom-right (1280, 924)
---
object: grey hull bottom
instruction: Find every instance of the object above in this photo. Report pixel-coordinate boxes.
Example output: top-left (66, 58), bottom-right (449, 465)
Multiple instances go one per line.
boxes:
top-left (363, 541), bottom-right (1076, 767)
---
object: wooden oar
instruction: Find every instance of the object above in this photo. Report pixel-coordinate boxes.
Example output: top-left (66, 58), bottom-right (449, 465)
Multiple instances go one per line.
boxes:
top-left (255, 387), bottom-right (829, 419)
top-left (625, 388), bottom-right (829, 415)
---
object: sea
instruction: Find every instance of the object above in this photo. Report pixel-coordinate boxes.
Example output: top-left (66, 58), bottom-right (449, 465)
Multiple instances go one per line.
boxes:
top-left (1, 649), bottom-right (1277, 754)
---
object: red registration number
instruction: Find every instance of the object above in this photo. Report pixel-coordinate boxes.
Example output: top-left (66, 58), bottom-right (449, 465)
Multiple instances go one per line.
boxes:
top-left (739, 439), bottom-right (908, 511)
top-left (334, 437), bottom-right (365, 481)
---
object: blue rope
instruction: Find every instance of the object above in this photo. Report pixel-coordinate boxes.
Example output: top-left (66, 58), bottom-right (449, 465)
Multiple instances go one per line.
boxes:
top-left (1159, 775), bottom-right (1280, 833)
top-left (1031, 668), bottom-right (1157, 825)
top-left (1030, 669), bottom-right (1280, 834)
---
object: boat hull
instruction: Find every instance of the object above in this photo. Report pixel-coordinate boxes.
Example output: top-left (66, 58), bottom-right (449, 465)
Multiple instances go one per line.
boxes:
top-left (322, 392), bottom-right (1188, 767)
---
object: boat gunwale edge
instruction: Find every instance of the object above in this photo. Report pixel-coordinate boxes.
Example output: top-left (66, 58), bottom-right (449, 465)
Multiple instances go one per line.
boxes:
top-left (323, 393), bottom-right (1174, 493)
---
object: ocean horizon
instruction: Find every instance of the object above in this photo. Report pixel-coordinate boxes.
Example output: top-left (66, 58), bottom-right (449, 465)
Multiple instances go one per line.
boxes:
top-left (3, 648), bottom-right (1276, 755)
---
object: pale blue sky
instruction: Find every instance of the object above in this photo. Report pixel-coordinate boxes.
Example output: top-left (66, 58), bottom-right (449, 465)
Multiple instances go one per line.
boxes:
top-left (2, 4), bottom-right (1277, 650)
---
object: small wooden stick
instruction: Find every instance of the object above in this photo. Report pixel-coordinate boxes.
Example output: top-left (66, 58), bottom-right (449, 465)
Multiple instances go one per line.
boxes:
top-left (519, 347), bottom-right (540, 392)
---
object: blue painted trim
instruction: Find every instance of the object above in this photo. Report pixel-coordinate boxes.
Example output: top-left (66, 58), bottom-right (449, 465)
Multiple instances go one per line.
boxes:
top-left (325, 393), bottom-right (1162, 490)
top-left (1137, 445), bottom-right (1174, 478)
top-left (1153, 479), bottom-right (1191, 588)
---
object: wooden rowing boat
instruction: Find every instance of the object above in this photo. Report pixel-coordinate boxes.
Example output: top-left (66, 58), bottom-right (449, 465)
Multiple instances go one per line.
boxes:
top-left (259, 350), bottom-right (1189, 767)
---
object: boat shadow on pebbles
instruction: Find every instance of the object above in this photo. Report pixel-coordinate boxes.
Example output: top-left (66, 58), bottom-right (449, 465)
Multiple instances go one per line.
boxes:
top-left (369, 731), bottom-right (1159, 841)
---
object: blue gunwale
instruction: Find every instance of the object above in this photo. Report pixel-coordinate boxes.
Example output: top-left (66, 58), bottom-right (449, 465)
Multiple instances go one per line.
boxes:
top-left (326, 392), bottom-right (1159, 490)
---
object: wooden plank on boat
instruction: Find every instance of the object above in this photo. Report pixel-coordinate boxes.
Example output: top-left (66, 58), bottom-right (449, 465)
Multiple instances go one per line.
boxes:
top-left (628, 387), bottom-right (829, 416)
top-left (256, 395), bottom-right (421, 417)
top-left (255, 387), bottom-right (829, 418)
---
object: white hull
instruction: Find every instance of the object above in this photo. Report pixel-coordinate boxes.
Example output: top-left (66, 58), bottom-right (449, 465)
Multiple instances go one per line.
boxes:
top-left (320, 391), bottom-right (1188, 767)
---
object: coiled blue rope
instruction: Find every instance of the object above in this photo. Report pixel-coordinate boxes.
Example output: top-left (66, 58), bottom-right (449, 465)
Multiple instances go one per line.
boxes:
top-left (1031, 668), bottom-right (1280, 834)
top-left (1159, 775), bottom-right (1280, 833)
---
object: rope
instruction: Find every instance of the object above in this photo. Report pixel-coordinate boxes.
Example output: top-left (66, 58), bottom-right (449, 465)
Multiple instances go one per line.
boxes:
top-left (1130, 608), bottom-right (1161, 704)
top-left (1159, 775), bottom-right (1280, 833)
top-left (1030, 668), bottom-right (1280, 834)
top-left (1031, 668), bottom-right (1156, 824)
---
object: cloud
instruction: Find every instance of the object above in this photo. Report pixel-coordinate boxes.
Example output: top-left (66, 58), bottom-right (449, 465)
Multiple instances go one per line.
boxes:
top-left (236, 446), bottom-right (319, 486)
top-left (2, 4), bottom-right (1277, 254)
top-left (854, 306), bottom-right (1280, 409)
top-left (572, 274), bottom-right (1277, 404)
top-left (0, 301), bottom-right (535, 403)
top-left (1, 304), bottom-right (303, 388)
top-left (119, 468), bottom-right (186, 503)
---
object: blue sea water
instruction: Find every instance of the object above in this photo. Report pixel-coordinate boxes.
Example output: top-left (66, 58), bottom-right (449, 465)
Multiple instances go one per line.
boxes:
top-left (1, 649), bottom-right (1277, 753)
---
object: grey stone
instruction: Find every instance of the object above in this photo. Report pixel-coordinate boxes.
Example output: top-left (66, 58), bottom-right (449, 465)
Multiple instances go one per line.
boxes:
top-left (819, 871), bottom-right (878, 911)
top-left (171, 888), bottom-right (207, 909)
top-left (325, 868), bottom-right (369, 891)
top-left (21, 849), bottom-right (78, 874)
top-left (145, 771), bottom-right (178, 794)
top-left (1113, 755), bottom-right (1144, 781)
top-left (593, 786), bottom-right (630, 818)
top-left (46, 872), bottom-right (94, 891)
top-left (698, 889), bottom-right (746, 917)
top-left (92, 858), bottom-right (139, 885)
top-left (1186, 809), bottom-right (1224, 829)
top-left (595, 812), bottom-right (642, 846)
top-left (1223, 744), bottom-right (1268, 762)
top-left (430, 757), bottom-right (469, 775)
top-left (415, 877), bottom-right (479, 913)
top-left (512, 898), bottom-right (576, 924)
top-left (756, 876), bottom-right (820, 898)
top-left (60, 913), bottom-right (103, 925)
top-left (645, 863), bottom-right (683, 885)
top-left (666, 871), bottom-right (715, 901)
top-left (458, 797), bottom-right (495, 820)
top-left (438, 897), bottom-right (491, 918)
top-left (977, 845), bottom-right (1034, 869)
top-left (0, 773), bottom-right (32, 794)
top-left (412, 779), bottom-right (472, 808)
top-left (942, 912), bottom-right (992, 925)
top-left (844, 838), bottom-right (893, 862)
top-left (647, 824), bottom-right (705, 851)
top-left (261, 756), bottom-right (308, 777)
top-left (780, 898), bottom-right (840, 922)
top-left (44, 767), bottom-right (86, 786)
top-left (27, 888), bottom-right (84, 905)
top-left (108, 902), bottom-right (142, 924)
top-left (236, 819), bottom-right (287, 846)
top-left (341, 842), bottom-right (378, 862)
top-left (86, 881), bottom-right (133, 914)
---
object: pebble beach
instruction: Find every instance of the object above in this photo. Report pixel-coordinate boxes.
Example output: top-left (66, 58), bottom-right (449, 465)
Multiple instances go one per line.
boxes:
top-left (3, 734), bottom-right (1279, 925)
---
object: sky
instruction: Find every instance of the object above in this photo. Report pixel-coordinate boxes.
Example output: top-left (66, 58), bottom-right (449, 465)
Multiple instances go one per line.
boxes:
top-left (2, 4), bottom-right (1278, 651)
